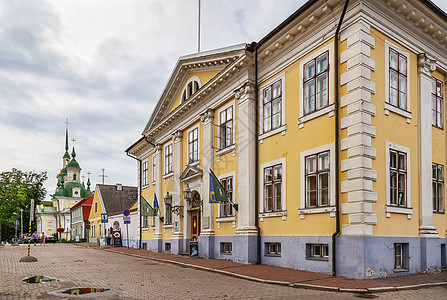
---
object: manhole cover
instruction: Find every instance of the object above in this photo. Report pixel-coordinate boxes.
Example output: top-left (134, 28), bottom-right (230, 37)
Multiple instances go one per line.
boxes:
top-left (61, 288), bottom-right (109, 295)
top-left (22, 275), bottom-right (59, 283)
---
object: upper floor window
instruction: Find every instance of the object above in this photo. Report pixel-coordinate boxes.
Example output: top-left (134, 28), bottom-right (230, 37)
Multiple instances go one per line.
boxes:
top-left (165, 202), bottom-right (173, 225)
top-left (220, 176), bottom-right (234, 217)
top-left (142, 160), bottom-right (148, 186)
top-left (389, 149), bottom-right (407, 207)
top-left (188, 127), bottom-right (199, 164)
top-left (304, 52), bottom-right (329, 115)
top-left (432, 78), bottom-right (443, 128)
top-left (263, 80), bottom-right (282, 132)
top-left (219, 106), bottom-right (234, 149)
top-left (264, 164), bottom-right (282, 212)
top-left (389, 49), bottom-right (407, 110)
top-left (181, 77), bottom-right (201, 103)
top-left (305, 151), bottom-right (330, 208)
top-left (73, 173), bottom-right (77, 181)
top-left (164, 144), bottom-right (173, 175)
top-left (433, 163), bottom-right (444, 213)
top-left (152, 157), bottom-right (156, 183)
top-left (94, 202), bottom-right (97, 213)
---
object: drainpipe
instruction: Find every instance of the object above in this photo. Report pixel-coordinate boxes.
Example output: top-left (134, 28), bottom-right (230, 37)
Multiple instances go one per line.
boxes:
top-left (332, 0), bottom-right (350, 277)
top-left (126, 151), bottom-right (142, 249)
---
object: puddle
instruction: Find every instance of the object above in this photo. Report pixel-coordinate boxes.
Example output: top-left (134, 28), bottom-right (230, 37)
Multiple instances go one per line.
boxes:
top-left (61, 288), bottom-right (109, 295)
top-left (22, 275), bottom-right (59, 284)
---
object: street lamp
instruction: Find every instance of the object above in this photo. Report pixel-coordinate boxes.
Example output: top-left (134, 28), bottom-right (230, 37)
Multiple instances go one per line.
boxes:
top-left (183, 184), bottom-right (192, 203)
top-left (19, 181), bottom-right (38, 262)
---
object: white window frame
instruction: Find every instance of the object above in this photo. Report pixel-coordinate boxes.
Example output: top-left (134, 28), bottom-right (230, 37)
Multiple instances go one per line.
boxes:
top-left (152, 156), bottom-right (156, 184)
top-left (385, 142), bottom-right (413, 216)
top-left (299, 143), bottom-right (336, 217)
top-left (384, 40), bottom-right (412, 120)
top-left (298, 42), bottom-right (335, 126)
top-left (217, 100), bottom-right (236, 153)
top-left (180, 76), bottom-right (202, 103)
top-left (187, 124), bottom-right (200, 165)
top-left (164, 143), bottom-right (173, 176)
top-left (91, 225), bottom-right (95, 238)
top-left (142, 160), bottom-right (149, 187)
top-left (432, 163), bottom-right (444, 213)
top-left (217, 171), bottom-right (236, 222)
top-left (142, 216), bottom-right (149, 228)
top-left (259, 72), bottom-right (286, 140)
top-left (259, 157), bottom-right (286, 218)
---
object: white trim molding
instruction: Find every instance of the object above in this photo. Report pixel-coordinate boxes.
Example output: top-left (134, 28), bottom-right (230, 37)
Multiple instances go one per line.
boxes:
top-left (186, 123), bottom-right (201, 166)
top-left (217, 100), bottom-right (236, 161)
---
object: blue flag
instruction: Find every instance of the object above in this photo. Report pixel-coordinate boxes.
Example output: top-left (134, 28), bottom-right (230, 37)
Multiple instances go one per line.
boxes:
top-left (153, 193), bottom-right (159, 216)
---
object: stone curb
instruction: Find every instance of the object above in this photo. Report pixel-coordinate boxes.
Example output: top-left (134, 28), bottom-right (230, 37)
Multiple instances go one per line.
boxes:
top-left (77, 244), bottom-right (447, 294)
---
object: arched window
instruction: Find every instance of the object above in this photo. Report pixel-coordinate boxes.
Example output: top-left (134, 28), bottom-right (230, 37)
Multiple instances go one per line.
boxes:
top-left (73, 173), bottom-right (77, 180)
top-left (181, 76), bottom-right (201, 103)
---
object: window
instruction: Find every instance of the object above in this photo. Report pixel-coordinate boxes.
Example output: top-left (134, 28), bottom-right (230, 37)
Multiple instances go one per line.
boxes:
top-left (432, 78), bottom-right (444, 128)
top-left (389, 149), bottom-right (407, 207)
top-left (433, 163), bottom-right (444, 213)
top-left (307, 244), bottom-right (329, 260)
top-left (264, 164), bottom-right (282, 212)
top-left (142, 161), bottom-right (148, 186)
top-left (99, 224), bottom-right (102, 237)
top-left (220, 177), bottom-right (233, 217)
top-left (266, 242), bottom-right (281, 256)
top-left (394, 243), bottom-right (409, 270)
top-left (262, 80), bottom-right (282, 132)
top-left (152, 157), bottom-right (156, 183)
top-left (221, 242), bottom-right (232, 254)
top-left (305, 151), bottom-right (329, 208)
top-left (188, 127), bottom-right (199, 164)
top-left (219, 106), bottom-right (233, 149)
top-left (94, 202), bottom-right (97, 213)
top-left (165, 243), bottom-right (171, 252)
top-left (181, 77), bottom-right (201, 103)
top-left (164, 203), bottom-right (172, 225)
top-left (389, 49), bottom-right (407, 110)
top-left (73, 173), bottom-right (77, 181)
top-left (164, 144), bottom-right (173, 175)
top-left (91, 225), bottom-right (95, 238)
top-left (142, 216), bottom-right (149, 228)
top-left (304, 52), bottom-right (329, 115)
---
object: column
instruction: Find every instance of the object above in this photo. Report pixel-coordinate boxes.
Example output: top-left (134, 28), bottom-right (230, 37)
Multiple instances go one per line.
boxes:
top-left (154, 144), bottom-right (163, 251)
top-left (234, 82), bottom-right (258, 264)
top-left (199, 108), bottom-right (215, 258)
top-left (417, 53), bottom-right (438, 237)
top-left (172, 130), bottom-right (183, 254)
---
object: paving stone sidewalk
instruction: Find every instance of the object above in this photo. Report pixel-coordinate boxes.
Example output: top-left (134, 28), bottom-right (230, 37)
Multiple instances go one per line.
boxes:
top-left (79, 243), bottom-right (447, 293)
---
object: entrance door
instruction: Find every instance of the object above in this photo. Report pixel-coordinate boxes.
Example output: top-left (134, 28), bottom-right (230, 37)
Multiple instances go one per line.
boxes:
top-left (191, 211), bottom-right (199, 241)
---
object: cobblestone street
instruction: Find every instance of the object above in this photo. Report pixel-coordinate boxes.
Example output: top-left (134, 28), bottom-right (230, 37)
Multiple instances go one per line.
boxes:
top-left (1, 244), bottom-right (446, 299)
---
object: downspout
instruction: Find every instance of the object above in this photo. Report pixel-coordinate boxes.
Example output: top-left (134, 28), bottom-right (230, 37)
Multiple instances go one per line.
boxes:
top-left (126, 151), bottom-right (142, 249)
top-left (332, 0), bottom-right (350, 277)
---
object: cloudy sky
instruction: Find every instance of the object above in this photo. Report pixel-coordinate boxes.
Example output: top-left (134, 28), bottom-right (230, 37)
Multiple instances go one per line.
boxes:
top-left (1, 0), bottom-right (446, 200)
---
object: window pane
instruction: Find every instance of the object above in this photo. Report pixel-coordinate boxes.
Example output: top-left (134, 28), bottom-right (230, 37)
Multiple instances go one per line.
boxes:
top-left (316, 73), bottom-right (328, 109)
top-left (226, 107), bottom-right (232, 120)
top-left (433, 181), bottom-right (438, 211)
top-left (306, 156), bottom-right (316, 174)
top-left (316, 53), bottom-right (328, 74)
top-left (433, 164), bottom-right (438, 179)
top-left (390, 151), bottom-right (397, 168)
top-left (390, 171), bottom-right (397, 205)
top-left (432, 78), bottom-right (436, 94)
top-left (318, 152), bottom-right (329, 171)
top-left (398, 173), bottom-right (406, 206)
top-left (399, 55), bottom-right (406, 74)
top-left (307, 190), bottom-right (317, 207)
top-left (437, 81), bottom-right (443, 97)
top-left (319, 173), bottom-right (329, 206)
top-left (307, 175), bottom-right (317, 207)
top-left (265, 185), bottom-right (272, 211)
top-left (438, 183), bottom-right (444, 212)
top-left (272, 98), bottom-right (281, 114)
top-left (272, 112), bottom-right (281, 129)
top-left (263, 87), bottom-right (271, 104)
top-left (399, 75), bottom-right (406, 109)
top-left (438, 165), bottom-right (444, 180)
top-left (265, 167), bottom-right (272, 183)
top-left (304, 80), bottom-right (315, 113)
top-left (272, 81), bottom-right (281, 98)
top-left (305, 60), bottom-right (315, 80)
top-left (437, 112), bottom-right (442, 128)
top-left (398, 153), bottom-right (406, 171)
top-left (273, 165), bottom-right (282, 181)
top-left (226, 123), bottom-right (232, 146)
top-left (390, 50), bottom-right (398, 70)
top-left (264, 103), bottom-right (271, 131)
top-left (390, 70), bottom-right (398, 89)
top-left (220, 111), bottom-right (226, 123)
top-left (274, 183), bottom-right (281, 211)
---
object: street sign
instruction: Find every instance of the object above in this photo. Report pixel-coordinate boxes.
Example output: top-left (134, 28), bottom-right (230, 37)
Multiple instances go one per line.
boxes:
top-left (123, 216), bottom-right (131, 224)
top-left (14, 220), bottom-right (19, 226)
top-left (123, 209), bottom-right (130, 216)
top-left (101, 213), bottom-right (108, 223)
top-left (30, 198), bottom-right (35, 222)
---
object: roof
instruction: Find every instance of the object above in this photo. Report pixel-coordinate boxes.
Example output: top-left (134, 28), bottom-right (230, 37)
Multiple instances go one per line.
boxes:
top-left (67, 158), bottom-right (80, 169)
top-left (97, 184), bottom-right (138, 215)
top-left (70, 192), bottom-right (94, 211)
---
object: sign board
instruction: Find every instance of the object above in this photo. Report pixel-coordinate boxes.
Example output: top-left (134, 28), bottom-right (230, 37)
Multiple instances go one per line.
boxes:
top-left (30, 198), bottom-right (35, 222)
top-left (123, 216), bottom-right (131, 225)
top-left (189, 241), bottom-right (199, 257)
top-left (203, 216), bottom-right (210, 229)
top-left (123, 209), bottom-right (130, 216)
top-left (174, 221), bottom-right (179, 232)
top-left (113, 230), bottom-right (122, 247)
top-left (75, 235), bottom-right (80, 242)
top-left (14, 220), bottom-right (19, 226)
top-left (101, 213), bottom-right (108, 223)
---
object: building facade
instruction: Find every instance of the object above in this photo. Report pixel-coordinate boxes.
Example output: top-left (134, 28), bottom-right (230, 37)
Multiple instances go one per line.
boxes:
top-left (70, 193), bottom-right (93, 242)
top-left (126, 0), bottom-right (447, 279)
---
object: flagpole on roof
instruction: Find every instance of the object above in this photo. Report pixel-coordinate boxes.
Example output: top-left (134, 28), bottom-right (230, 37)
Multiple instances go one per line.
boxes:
top-left (198, 0), bottom-right (201, 53)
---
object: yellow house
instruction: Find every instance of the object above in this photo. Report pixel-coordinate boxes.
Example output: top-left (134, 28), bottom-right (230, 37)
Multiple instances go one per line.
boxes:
top-left (126, 0), bottom-right (447, 279)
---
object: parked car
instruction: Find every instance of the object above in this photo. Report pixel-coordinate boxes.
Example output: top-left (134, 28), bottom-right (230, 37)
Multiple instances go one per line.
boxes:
top-left (20, 235), bottom-right (57, 244)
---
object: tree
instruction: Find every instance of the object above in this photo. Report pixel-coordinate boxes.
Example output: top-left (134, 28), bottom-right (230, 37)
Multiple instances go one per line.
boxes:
top-left (0, 169), bottom-right (47, 242)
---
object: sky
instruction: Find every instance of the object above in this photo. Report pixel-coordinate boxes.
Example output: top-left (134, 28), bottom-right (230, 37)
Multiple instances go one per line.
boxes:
top-left (1, 0), bottom-right (446, 201)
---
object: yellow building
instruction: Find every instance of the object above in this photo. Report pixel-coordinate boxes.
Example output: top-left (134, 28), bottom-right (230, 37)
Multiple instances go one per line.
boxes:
top-left (126, 0), bottom-right (447, 279)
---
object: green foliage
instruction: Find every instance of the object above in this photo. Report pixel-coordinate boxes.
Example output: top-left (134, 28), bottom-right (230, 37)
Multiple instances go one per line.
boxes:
top-left (0, 168), bottom-right (47, 241)
top-left (43, 201), bottom-right (53, 207)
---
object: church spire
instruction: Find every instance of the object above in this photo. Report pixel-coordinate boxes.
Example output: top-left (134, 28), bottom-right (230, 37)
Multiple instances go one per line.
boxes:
top-left (63, 119), bottom-right (71, 166)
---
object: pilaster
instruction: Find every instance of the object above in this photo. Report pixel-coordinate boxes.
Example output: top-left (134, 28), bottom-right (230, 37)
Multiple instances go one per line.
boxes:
top-left (172, 131), bottom-right (183, 253)
top-left (417, 53), bottom-right (438, 237)
top-left (154, 144), bottom-right (163, 245)
top-left (339, 20), bottom-right (377, 236)
top-left (199, 109), bottom-right (215, 258)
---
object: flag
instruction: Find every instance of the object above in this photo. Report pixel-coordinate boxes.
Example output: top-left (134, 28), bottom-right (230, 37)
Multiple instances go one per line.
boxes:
top-left (153, 193), bottom-right (159, 216)
top-left (209, 169), bottom-right (228, 203)
top-left (141, 196), bottom-right (155, 217)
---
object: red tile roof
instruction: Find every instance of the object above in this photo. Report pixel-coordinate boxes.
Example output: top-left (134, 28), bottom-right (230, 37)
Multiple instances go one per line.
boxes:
top-left (70, 193), bottom-right (94, 221)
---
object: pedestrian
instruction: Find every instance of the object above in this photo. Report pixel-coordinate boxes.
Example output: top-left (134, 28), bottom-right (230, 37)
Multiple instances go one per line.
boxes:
top-left (40, 232), bottom-right (45, 246)
top-left (31, 231), bottom-right (38, 246)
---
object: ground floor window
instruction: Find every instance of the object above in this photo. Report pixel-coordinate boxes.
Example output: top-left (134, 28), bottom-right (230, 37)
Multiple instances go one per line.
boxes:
top-left (90, 225), bottom-right (95, 238)
top-left (221, 242), bottom-right (232, 254)
top-left (142, 216), bottom-right (149, 228)
top-left (306, 244), bottom-right (329, 260)
top-left (265, 242), bottom-right (281, 256)
top-left (394, 243), bottom-right (409, 271)
top-left (165, 243), bottom-right (171, 252)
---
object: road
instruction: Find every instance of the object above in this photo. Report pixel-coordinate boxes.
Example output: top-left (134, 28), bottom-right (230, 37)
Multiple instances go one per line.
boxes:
top-left (0, 244), bottom-right (445, 299)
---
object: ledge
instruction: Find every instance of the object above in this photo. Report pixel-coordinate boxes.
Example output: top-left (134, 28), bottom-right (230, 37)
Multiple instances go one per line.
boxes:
top-left (258, 124), bottom-right (287, 143)
top-left (163, 224), bottom-right (173, 228)
top-left (258, 211), bottom-right (287, 221)
top-left (216, 216), bottom-right (235, 223)
top-left (386, 205), bottom-right (413, 215)
top-left (216, 144), bottom-right (236, 159)
top-left (298, 104), bottom-right (335, 128)
top-left (384, 102), bottom-right (412, 122)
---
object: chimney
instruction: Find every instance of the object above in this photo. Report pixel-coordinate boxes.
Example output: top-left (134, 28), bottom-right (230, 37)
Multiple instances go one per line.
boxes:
top-left (116, 183), bottom-right (122, 191)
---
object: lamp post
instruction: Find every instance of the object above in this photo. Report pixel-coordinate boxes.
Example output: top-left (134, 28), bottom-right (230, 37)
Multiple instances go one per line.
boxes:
top-left (19, 182), bottom-right (38, 262)
top-left (20, 208), bottom-right (23, 239)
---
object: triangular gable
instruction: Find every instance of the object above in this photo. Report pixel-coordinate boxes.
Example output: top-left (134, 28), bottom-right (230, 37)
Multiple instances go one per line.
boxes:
top-left (142, 44), bottom-right (247, 135)
top-left (179, 165), bottom-right (203, 182)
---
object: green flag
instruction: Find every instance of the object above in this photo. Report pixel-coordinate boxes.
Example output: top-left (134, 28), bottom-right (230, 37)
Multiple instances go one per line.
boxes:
top-left (209, 169), bottom-right (228, 203)
top-left (141, 196), bottom-right (155, 216)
